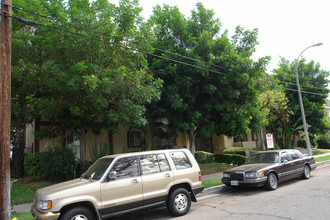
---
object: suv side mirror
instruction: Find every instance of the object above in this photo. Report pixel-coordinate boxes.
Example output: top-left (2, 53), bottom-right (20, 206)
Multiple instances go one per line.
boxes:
top-left (109, 171), bottom-right (117, 180)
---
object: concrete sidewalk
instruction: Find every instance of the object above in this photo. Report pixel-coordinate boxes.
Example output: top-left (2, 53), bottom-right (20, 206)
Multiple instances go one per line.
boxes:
top-left (12, 154), bottom-right (330, 214)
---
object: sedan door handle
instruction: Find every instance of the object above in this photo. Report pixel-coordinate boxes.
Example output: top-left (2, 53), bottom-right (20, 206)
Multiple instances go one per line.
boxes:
top-left (131, 179), bottom-right (139, 183)
top-left (164, 173), bottom-right (171, 178)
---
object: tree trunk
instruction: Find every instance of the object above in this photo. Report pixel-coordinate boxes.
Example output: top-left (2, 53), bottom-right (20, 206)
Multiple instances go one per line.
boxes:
top-left (11, 129), bottom-right (25, 178)
top-left (188, 129), bottom-right (196, 155)
top-left (79, 128), bottom-right (86, 161)
top-left (145, 123), bottom-right (153, 151)
top-left (260, 130), bottom-right (265, 151)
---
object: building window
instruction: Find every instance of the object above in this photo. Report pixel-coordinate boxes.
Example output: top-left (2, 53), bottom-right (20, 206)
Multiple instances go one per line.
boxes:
top-left (127, 132), bottom-right (141, 148)
top-left (66, 129), bottom-right (80, 158)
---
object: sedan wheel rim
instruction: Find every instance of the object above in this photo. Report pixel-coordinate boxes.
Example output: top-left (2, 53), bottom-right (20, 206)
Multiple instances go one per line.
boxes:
top-left (305, 167), bottom-right (310, 178)
top-left (270, 175), bottom-right (277, 189)
top-left (174, 193), bottom-right (188, 211)
top-left (71, 215), bottom-right (87, 220)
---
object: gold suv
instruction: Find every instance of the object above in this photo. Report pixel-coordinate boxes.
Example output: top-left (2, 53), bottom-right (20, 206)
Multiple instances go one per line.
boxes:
top-left (31, 149), bottom-right (204, 219)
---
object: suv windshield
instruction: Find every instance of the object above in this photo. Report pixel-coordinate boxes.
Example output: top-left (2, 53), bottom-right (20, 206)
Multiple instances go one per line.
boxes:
top-left (82, 158), bottom-right (114, 181)
top-left (246, 152), bottom-right (279, 164)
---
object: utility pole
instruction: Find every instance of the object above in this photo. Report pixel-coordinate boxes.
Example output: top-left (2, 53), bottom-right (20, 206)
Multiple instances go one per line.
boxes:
top-left (0, 0), bottom-right (12, 219)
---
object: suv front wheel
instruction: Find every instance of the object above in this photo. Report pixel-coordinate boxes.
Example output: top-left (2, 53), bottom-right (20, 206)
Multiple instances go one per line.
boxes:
top-left (59, 207), bottom-right (94, 220)
top-left (167, 188), bottom-right (191, 216)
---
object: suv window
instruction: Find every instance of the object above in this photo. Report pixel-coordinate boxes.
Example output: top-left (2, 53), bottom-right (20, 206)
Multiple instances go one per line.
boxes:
top-left (140, 154), bottom-right (170, 175)
top-left (170, 151), bottom-right (192, 170)
top-left (157, 153), bottom-right (171, 172)
top-left (110, 156), bottom-right (139, 180)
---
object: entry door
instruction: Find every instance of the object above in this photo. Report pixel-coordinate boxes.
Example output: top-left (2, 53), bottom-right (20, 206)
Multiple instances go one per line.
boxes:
top-left (100, 156), bottom-right (143, 215)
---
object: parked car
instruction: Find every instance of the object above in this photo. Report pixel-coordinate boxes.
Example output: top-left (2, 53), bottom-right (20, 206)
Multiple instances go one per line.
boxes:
top-left (31, 149), bottom-right (204, 219)
top-left (222, 149), bottom-right (316, 190)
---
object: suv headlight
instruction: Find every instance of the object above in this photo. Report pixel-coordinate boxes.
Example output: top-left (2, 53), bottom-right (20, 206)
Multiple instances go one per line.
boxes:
top-left (37, 200), bottom-right (52, 210)
top-left (245, 171), bottom-right (264, 179)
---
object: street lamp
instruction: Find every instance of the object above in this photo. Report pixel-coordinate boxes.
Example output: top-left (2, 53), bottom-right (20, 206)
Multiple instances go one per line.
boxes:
top-left (294, 43), bottom-right (323, 156)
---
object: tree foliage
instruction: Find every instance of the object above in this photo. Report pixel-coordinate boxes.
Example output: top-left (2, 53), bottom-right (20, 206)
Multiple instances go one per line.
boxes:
top-left (273, 58), bottom-right (330, 140)
top-left (148, 3), bottom-right (269, 153)
top-left (11, 0), bottom-right (162, 166)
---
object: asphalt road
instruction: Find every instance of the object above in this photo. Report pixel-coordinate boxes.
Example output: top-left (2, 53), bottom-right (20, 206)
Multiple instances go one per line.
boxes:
top-left (112, 164), bottom-right (330, 220)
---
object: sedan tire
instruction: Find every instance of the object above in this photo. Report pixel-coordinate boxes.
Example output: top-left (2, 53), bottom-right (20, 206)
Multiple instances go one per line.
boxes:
top-left (302, 165), bottom-right (311, 179)
top-left (265, 173), bottom-right (278, 190)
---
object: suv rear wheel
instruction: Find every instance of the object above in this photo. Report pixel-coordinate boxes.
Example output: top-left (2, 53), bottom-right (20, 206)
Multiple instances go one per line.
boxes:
top-left (167, 188), bottom-right (191, 216)
top-left (59, 207), bottom-right (93, 220)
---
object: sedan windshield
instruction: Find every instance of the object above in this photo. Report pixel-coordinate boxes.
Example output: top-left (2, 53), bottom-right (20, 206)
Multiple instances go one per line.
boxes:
top-left (246, 152), bottom-right (279, 164)
top-left (82, 158), bottom-right (114, 181)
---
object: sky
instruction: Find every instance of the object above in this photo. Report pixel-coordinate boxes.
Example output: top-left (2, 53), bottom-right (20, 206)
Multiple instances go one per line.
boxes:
top-left (136, 0), bottom-right (330, 73)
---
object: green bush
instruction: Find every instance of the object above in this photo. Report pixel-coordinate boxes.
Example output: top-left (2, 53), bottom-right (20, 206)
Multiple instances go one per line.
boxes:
top-left (223, 147), bottom-right (258, 156)
top-left (214, 153), bottom-right (247, 165)
top-left (40, 147), bottom-right (76, 181)
top-left (195, 151), bottom-right (215, 163)
top-left (316, 134), bottom-right (330, 149)
top-left (297, 139), bottom-right (306, 148)
top-left (24, 152), bottom-right (46, 180)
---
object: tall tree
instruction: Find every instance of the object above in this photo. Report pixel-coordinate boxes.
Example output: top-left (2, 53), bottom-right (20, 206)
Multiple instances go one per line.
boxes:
top-left (148, 3), bottom-right (269, 154)
top-left (11, 0), bottom-right (162, 176)
top-left (273, 57), bottom-right (330, 145)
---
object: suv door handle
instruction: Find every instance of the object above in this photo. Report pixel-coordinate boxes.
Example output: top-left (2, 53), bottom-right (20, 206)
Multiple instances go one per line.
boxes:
top-left (131, 179), bottom-right (139, 183)
top-left (164, 173), bottom-right (171, 178)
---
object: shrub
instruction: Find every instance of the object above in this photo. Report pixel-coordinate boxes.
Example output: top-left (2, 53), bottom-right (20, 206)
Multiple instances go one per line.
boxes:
top-left (223, 147), bottom-right (258, 156)
top-left (214, 153), bottom-right (247, 165)
top-left (40, 146), bottom-right (76, 181)
top-left (88, 141), bottom-right (111, 163)
top-left (297, 139), bottom-right (306, 148)
top-left (195, 151), bottom-right (215, 163)
top-left (316, 134), bottom-right (330, 149)
top-left (24, 152), bottom-right (46, 180)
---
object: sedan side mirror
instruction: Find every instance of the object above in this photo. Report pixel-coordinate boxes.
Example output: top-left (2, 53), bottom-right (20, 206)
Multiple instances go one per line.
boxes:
top-left (109, 171), bottom-right (117, 180)
top-left (281, 159), bottom-right (288, 164)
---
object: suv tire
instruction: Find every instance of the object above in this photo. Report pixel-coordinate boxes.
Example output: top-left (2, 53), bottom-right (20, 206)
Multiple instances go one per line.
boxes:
top-left (167, 188), bottom-right (191, 216)
top-left (59, 207), bottom-right (93, 220)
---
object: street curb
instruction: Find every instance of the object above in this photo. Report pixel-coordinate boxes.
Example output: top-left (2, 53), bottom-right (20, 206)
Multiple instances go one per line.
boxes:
top-left (13, 160), bottom-right (330, 213)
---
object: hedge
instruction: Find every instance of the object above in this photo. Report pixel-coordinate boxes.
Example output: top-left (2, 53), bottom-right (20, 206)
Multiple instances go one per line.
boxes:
top-left (194, 151), bottom-right (247, 165)
top-left (195, 151), bottom-right (215, 163)
top-left (214, 153), bottom-right (247, 165)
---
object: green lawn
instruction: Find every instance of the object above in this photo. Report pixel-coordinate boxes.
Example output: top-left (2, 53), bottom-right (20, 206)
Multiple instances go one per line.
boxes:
top-left (11, 178), bottom-right (52, 205)
top-left (11, 212), bottom-right (34, 220)
top-left (315, 155), bottom-right (330, 162)
top-left (202, 178), bottom-right (222, 188)
top-left (313, 149), bottom-right (330, 155)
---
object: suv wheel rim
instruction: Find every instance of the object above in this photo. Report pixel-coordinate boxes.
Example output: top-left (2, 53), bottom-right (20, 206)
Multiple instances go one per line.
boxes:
top-left (174, 193), bottom-right (188, 211)
top-left (71, 215), bottom-right (88, 220)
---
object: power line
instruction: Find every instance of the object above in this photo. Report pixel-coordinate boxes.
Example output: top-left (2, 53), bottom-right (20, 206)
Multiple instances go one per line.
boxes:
top-left (8, 4), bottom-right (330, 95)
top-left (1, 12), bottom-right (329, 97)
top-left (3, 13), bottom-right (227, 77)
top-left (9, 3), bottom-right (228, 71)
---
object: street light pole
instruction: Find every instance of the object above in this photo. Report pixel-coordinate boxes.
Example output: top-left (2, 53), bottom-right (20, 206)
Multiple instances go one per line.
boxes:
top-left (294, 43), bottom-right (323, 156)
